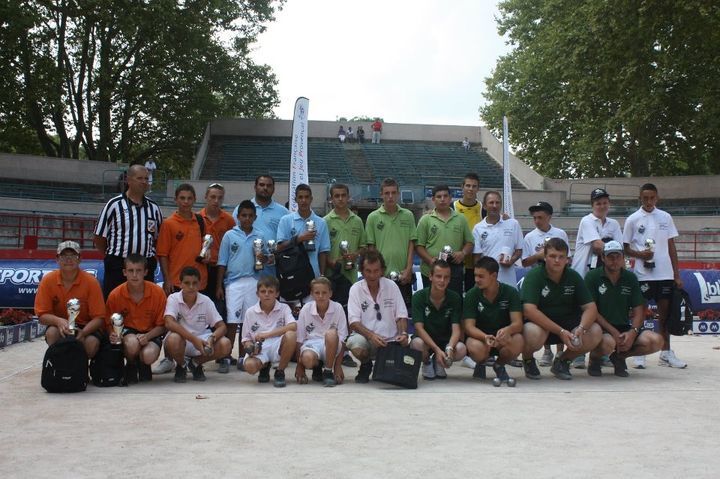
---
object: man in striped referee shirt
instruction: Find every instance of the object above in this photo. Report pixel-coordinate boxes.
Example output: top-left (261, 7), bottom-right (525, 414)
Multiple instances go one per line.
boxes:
top-left (94, 164), bottom-right (163, 298)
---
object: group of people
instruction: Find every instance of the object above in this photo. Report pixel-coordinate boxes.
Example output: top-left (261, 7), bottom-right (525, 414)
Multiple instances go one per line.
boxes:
top-left (34, 164), bottom-right (686, 389)
top-left (337, 120), bottom-right (383, 144)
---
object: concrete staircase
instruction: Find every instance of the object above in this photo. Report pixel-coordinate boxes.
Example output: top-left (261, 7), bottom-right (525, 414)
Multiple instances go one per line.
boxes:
top-left (344, 143), bottom-right (374, 183)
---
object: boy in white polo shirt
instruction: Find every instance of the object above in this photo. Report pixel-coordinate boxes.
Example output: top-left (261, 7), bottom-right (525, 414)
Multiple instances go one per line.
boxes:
top-left (295, 277), bottom-right (348, 387)
top-left (164, 267), bottom-right (232, 383)
top-left (241, 276), bottom-right (297, 387)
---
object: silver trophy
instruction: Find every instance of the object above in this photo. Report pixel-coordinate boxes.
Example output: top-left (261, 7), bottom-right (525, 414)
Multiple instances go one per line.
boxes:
top-left (438, 245), bottom-right (453, 261)
top-left (444, 345), bottom-right (454, 368)
top-left (203, 335), bottom-right (214, 356)
top-left (339, 240), bottom-right (353, 270)
top-left (644, 238), bottom-right (656, 269)
top-left (266, 239), bottom-right (277, 265)
top-left (66, 298), bottom-right (80, 335)
top-left (388, 271), bottom-right (400, 282)
top-left (253, 238), bottom-right (264, 271)
top-left (196, 234), bottom-right (213, 263)
top-left (110, 313), bottom-right (124, 345)
top-left (305, 220), bottom-right (316, 251)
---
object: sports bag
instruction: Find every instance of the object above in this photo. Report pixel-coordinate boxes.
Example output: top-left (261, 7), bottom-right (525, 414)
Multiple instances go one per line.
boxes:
top-left (372, 342), bottom-right (422, 389)
top-left (668, 288), bottom-right (694, 336)
top-left (90, 342), bottom-right (125, 387)
top-left (41, 336), bottom-right (88, 393)
top-left (275, 242), bottom-right (314, 301)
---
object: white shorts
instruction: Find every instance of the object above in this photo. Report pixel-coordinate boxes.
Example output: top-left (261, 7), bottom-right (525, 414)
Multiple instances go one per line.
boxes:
top-left (183, 331), bottom-right (213, 358)
top-left (225, 277), bottom-right (258, 324)
top-left (345, 332), bottom-right (379, 359)
top-left (300, 338), bottom-right (328, 362)
top-left (250, 336), bottom-right (283, 365)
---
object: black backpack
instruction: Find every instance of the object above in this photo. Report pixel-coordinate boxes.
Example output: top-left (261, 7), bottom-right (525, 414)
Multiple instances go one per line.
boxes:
top-left (372, 342), bottom-right (422, 389)
top-left (668, 288), bottom-right (694, 336)
top-left (41, 337), bottom-right (88, 393)
top-left (90, 342), bottom-right (125, 387)
top-left (275, 242), bottom-right (315, 301)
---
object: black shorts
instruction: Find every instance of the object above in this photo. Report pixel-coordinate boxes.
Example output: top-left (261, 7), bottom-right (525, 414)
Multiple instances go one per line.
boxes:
top-left (123, 327), bottom-right (164, 347)
top-left (640, 280), bottom-right (674, 302)
top-left (543, 316), bottom-right (581, 345)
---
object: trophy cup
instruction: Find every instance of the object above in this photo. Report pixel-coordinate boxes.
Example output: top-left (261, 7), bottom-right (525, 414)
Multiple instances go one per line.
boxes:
top-left (266, 239), bottom-right (277, 265)
top-left (499, 246), bottom-right (512, 264)
top-left (305, 220), bottom-right (316, 251)
top-left (253, 238), bottom-right (264, 271)
top-left (438, 245), bottom-right (453, 261)
top-left (444, 345), bottom-right (454, 368)
top-left (644, 238), bottom-right (656, 269)
top-left (110, 313), bottom-right (124, 345)
top-left (196, 234), bottom-right (213, 263)
top-left (203, 335), bottom-right (214, 356)
top-left (66, 298), bottom-right (80, 335)
top-left (339, 240), bottom-right (353, 270)
top-left (571, 327), bottom-right (583, 348)
top-left (388, 271), bottom-right (400, 282)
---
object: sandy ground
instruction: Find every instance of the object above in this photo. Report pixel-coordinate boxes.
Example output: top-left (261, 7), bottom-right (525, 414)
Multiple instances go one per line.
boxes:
top-left (1, 335), bottom-right (719, 478)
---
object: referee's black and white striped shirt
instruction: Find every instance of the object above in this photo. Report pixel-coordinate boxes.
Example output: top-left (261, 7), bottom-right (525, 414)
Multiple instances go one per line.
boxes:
top-left (94, 193), bottom-right (164, 258)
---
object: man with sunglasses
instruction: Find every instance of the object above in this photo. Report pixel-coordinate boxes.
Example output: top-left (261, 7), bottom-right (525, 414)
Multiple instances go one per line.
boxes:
top-left (346, 250), bottom-right (409, 383)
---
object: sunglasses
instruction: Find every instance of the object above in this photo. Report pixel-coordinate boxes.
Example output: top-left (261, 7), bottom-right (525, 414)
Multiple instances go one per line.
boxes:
top-left (208, 182), bottom-right (224, 190)
top-left (374, 303), bottom-right (382, 321)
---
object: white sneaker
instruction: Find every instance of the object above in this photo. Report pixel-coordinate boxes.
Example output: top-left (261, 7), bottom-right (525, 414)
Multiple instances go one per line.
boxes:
top-left (659, 350), bottom-right (687, 369)
top-left (461, 356), bottom-right (477, 369)
top-left (538, 348), bottom-right (554, 367)
top-left (571, 355), bottom-right (586, 369)
top-left (434, 358), bottom-right (447, 379)
top-left (152, 357), bottom-right (175, 374)
top-left (422, 361), bottom-right (436, 380)
top-left (633, 356), bottom-right (646, 369)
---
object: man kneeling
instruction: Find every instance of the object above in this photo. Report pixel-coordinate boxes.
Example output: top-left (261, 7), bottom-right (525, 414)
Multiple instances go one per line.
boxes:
top-left (521, 238), bottom-right (602, 380)
top-left (164, 267), bottom-right (232, 382)
top-left (295, 277), bottom-right (348, 387)
top-left (463, 257), bottom-right (523, 386)
top-left (241, 276), bottom-right (297, 388)
top-left (584, 241), bottom-right (663, 377)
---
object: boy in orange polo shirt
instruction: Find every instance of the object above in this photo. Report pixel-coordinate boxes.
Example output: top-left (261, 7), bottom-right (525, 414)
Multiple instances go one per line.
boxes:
top-left (34, 241), bottom-right (106, 358)
top-left (106, 254), bottom-right (167, 383)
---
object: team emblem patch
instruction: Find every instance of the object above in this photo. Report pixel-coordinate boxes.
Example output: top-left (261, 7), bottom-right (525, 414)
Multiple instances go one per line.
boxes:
top-left (147, 219), bottom-right (157, 233)
top-left (329, 229), bottom-right (337, 238)
top-left (541, 286), bottom-right (550, 297)
top-left (377, 221), bottom-right (385, 231)
top-left (598, 284), bottom-right (607, 295)
top-left (231, 242), bottom-right (239, 253)
top-left (640, 283), bottom-right (650, 293)
top-left (430, 225), bottom-right (438, 234)
top-left (361, 301), bottom-right (369, 312)
top-left (251, 322), bottom-right (259, 332)
top-left (306, 323), bottom-right (315, 334)
top-left (276, 319), bottom-right (285, 327)
top-left (477, 302), bottom-right (485, 312)
top-left (424, 306), bottom-right (430, 316)
top-left (639, 225), bottom-right (645, 234)
top-left (175, 231), bottom-right (184, 241)
top-left (481, 231), bottom-right (488, 240)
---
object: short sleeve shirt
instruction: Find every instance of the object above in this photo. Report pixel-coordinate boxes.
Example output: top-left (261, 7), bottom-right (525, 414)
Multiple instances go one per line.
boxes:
top-left (241, 301), bottom-right (296, 342)
top-left (106, 281), bottom-right (167, 333)
top-left (416, 210), bottom-right (473, 277)
top-left (347, 277), bottom-right (408, 341)
top-left (276, 210), bottom-right (331, 277)
top-left (472, 217), bottom-right (523, 288)
top-left (296, 300), bottom-right (349, 344)
top-left (156, 212), bottom-right (208, 289)
top-left (571, 213), bottom-right (622, 278)
top-left (199, 208), bottom-right (236, 265)
top-left (323, 209), bottom-right (367, 283)
top-left (34, 270), bottom-right (105, 327)
top-left (453, 199), bottom-right (485, 268)
top-left (164, 292), bottom-right (222, 337)
top-left (521, 265), bottom-right (593, 326)
top-left (411, 287), bottom-right (462, 341)
top-left (622, 207), bottom-right (679, 281)
top-left (365, 205), bottom-right (417, 275)
top-left (463, 283), bottom-right (522, 332)
top-left (585, 267), bottom-right (645, 326)
top-left (522, 226), bottom-right (570, 261)
top-left (217, 226), bottom-right (262, 285)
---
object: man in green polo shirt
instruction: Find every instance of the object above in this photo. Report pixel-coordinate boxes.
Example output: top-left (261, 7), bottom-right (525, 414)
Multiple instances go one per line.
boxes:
top-left (365, 178), bottom-right (417, 309)
top-left (584, 241), bottom-right (663, 377)
top-left (521, 238), bottom-right (602, 380)
top-left (463, 256), bottom-right (524, 385)
top-left (416, 184), bottom-right (473, 295)
top-left (410, 260), bottom-right (467, 380)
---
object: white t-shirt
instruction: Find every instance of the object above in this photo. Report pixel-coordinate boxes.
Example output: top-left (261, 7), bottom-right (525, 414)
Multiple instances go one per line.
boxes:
top-left (296, 300), bottom-right (348, 344)
top-left (522, 225), bottom-right (570, 261)
top-left (348, 277), bottom-right (408, 341)
top-left (623, 207), bottom-right (678, 281)
top-left (241, 301), bottom-right (296, 342)
top-left (164, 292), bottom-right (222, 337)
top-left (472, 218), bottom-right (523, 288)
top-left (571, 213), bottom-right (622, 278)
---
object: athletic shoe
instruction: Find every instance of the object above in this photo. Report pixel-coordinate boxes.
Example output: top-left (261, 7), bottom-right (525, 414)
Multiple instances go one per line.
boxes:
top-left (322, 369), bottom-right (336, 387)
top-left (342, 354), bottom-right (357, 368)
top-left (587, 358), bottom-right (602, 377)
top-left (187, 359), bottom-right (206, 382)
top-left (312, 360), bottom-right (324, 382)
top-left (355, 361), bottom-right (372, 383)
top-left (422, 361), bottom-right (436, 380)
top-left (523, 358), bottom-right (541, 380)
top-left (633, 356), bottom-right (646, 369)
top-left (258, 364), bottom-right (271, 383)
top-left (434, 357), bottom-right (447, 379)
top-left (659, 350), bottom-right (687, 369)
top-left (571, 355), bottom-right (586, 369)
top-left (173, 364), bottom-right (187, 383)
top-left (472, 363), bottom-right (486, 379)
top-left (483, 356), bottom-right (496, 367)
top-left (229, 357), bottom-right (238, 366)
top-left (493, 363), bottom-right (510, 382)
top-left (461, 356), bottom-right (477, 369)
top-left (273, 369), bottom-right (286, 388)
top-left (138, 363), bottom-right (152, 382)
top-left (218, 358), bottom-right (230, 374)
top-left (551, 357), bottom-right (572, 380)
top-left (509, 358), bottom-right (523, 368)
top-left (538, 348), bottom-right (554, 367)
top-left (610, 352), bottom-right (629, 377)
top-left (124, 361), bottom-right (139, 385)
top-left (152, 357), bottom-right (175, 374)
top-left (601, 355), bottom-right (613, 368)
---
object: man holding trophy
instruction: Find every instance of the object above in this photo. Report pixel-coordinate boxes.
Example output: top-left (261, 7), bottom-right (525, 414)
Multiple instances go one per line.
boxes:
top-left (35, 241), bottom-right (106, 358)
top-left (623, 183), bottom-right (685, 369)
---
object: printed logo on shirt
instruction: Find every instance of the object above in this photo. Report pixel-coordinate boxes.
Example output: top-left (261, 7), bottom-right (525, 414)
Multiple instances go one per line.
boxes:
top-left (541, 286), bottom-right (550, 297)
top-left (659, 222), bottom-right (669, 231)
top-left (598, 283), bottom-right (607, 295)
top-left (563, 286), bottom-right (575, 296)
top-left (329, 228), bottom-right (337, 238)
top-left (430, 225), bottom-right (438, 235)
top-left (276, 319), bottom-right (286, 327)
top-left (251, 322), bottom-right (260, 332)
top-left (361, 301), bottom-right (369, 312)
top-left (290, 228), bottom-right (296, 236)
top-left (231, 242), bottom-right (239, 253)
top-left (481, 231), bottom-right (488, 241)
top-left (477, 302), bottom-right (485, 312)
top-left (147, 219), bottom-right (157, 233)
top-left (377, 221), bottom-right (385, 231)
top-left (175, 231), bottom-right (184, 241)
top-left (306, 322), bottom-right (315, 334)
top-left (638, 225), bottom-right (645, 234)
top-left (620, 286), bottom-right (632, 296)
top-left (640, 283), bottom-right (650, 293)
top-left (444, 309), bottom-right (451, 319)
top-left (424, 306), bottom-right (431, 317)
top-left (499, 300), bottom-right (509, 310)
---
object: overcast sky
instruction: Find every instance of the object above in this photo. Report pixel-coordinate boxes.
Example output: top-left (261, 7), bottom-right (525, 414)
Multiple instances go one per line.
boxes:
top-left (250, 0), bottom-right (511, 126)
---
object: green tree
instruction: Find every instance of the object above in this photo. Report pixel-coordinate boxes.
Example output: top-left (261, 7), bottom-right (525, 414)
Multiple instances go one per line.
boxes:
top-left (0, 0), bottom-right (282, 175)
top-left (481, 0), bottom-right (720, 178)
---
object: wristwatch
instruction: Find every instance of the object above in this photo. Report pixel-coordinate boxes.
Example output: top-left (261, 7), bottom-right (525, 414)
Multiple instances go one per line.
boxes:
top-left (632, 327), bottom-right (642, 334)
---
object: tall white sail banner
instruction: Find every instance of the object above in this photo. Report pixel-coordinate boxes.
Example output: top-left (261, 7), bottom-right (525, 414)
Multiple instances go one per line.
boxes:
top-left (502, 115), bottom-right (514, 218)
top-left (289, 97), bottom-right (310, 212)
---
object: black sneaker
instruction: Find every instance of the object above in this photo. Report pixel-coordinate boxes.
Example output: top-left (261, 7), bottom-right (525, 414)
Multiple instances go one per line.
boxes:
top-left (523, 358), bottom-right (541, 380)
top-left (610, 352), bottom-right (629, 378)
top-left (342, 353), bottom-right (358, 368)
top-left (124, 361), bottom-right (139, 385)
top-left (258, 364), bottom-right (271, 383)
top-left (217, 358), bottom-right (230, 374)
top-left (322, 369), bottom-right (336, 387)
top-left (174, 364), bottom-right (187, 383)
top-left (472, 363), bottom-right (486, 379)
top-left (273, 368), bottom-right (286, 388)
top-left (551, 357), bottom-right (573, 380)
top-left (588, 358), bottom-right (603, 377)
top-left (188, 359), bottom-right (206, 382)
top-left (355, 361), bottom-right (372, 383)
top-left (493, 363), bottom-right (510, 381)
top-left (312, 360), bottom-right (324, 382)
top-left (138, 363), bottom-right (152, 382)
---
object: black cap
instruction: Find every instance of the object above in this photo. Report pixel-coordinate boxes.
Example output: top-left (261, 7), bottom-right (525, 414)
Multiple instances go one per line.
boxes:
top-left (528, 201), bottom-right (553, 215)
top-left (590, 188), bottom-right (609, 201)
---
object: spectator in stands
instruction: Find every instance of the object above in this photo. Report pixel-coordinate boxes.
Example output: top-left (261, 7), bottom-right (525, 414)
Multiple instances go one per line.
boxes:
top-left (357, 126), bottom-right (366, 144)
top-left (623, 183), bottom-right (686, 369)
top-left (106, 254), bottom-right (167, 383)
top-left (365, 177), bottom-right (417, 310)
top-left (371, 119), bottom-right (383, 144)
top-left (338, 126), bottom-right (346, 143)
top-left (472, 191), bottom-right (523, 289)
top-left (415, 184), bottom-right (473, 295)
top-left (35, 241), bottom-right (106, 359)
top-left (462, 137), bottom-right (470, 152)
top-left (144, 159), bottom-right (157, 187)
top-left (95, 164), bottom-right (163, 299)
top-left (453, 173), bottom-right (486, 294)
top-left (347, 126), bottom-right (355, 143)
